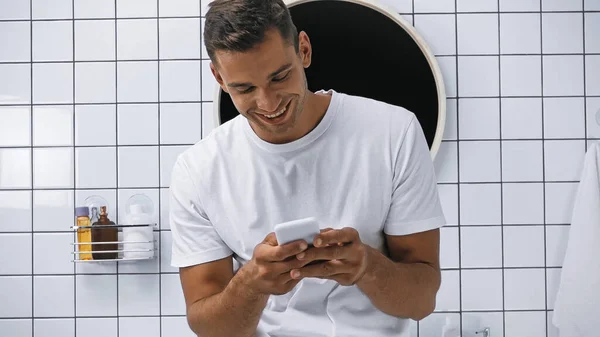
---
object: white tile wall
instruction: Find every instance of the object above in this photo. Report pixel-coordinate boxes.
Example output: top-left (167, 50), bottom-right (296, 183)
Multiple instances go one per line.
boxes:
top-left (0, 0), bottom-right (596, 336)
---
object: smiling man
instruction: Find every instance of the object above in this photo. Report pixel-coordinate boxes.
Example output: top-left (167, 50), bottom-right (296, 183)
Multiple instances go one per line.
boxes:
top-left (168, 0), bottom-right (446, 336)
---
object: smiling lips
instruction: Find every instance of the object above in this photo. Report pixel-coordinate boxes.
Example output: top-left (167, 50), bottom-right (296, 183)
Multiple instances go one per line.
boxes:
top-left (258, 100), bottom-right (291, 119)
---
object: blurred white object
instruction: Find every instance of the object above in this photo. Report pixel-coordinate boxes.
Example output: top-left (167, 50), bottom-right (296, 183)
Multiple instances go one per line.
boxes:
top-left (552, 141), bottom-right (600, 336)
top-left (122, 195), bottom-right (155, 259)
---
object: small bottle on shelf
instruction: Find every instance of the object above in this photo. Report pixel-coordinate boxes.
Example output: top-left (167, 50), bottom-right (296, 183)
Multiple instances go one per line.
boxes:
top-left (75, 207), bottom-right (92, 261)
top-left (91, 206), bottom-right (118, 260)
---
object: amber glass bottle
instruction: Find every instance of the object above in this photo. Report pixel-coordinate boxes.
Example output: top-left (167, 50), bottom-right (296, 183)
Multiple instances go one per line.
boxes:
top-left (91, 206), bottom-right (118, 260)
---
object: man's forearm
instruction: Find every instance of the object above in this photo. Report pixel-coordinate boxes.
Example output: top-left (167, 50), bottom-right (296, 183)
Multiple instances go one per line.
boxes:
top-left (187, 266), bottom-right (269, 337)
top-left (356, 246), bottom-right (441, 321)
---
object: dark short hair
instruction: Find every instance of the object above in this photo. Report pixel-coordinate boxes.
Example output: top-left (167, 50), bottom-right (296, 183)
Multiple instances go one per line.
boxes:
top-left (203, 0), bottom-right (299, 64)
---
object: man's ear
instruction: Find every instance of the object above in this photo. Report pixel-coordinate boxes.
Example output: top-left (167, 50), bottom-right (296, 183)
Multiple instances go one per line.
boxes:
top-left (298, 31), bottom-right (312, 68)
top-left (210, 62), bottom-right (229, 93)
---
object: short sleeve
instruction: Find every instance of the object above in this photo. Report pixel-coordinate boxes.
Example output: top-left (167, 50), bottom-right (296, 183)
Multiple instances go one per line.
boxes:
top-left (169, 156), bottom-right (233, 267)
top-left (383, 115), bottom-right (447, 236)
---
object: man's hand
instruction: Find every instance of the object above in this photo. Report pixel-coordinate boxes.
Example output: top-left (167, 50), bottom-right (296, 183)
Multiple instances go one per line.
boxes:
top-left (290, 227), bottom-right (370, 286)
top-left (241, 232), bottom-right (311, 296)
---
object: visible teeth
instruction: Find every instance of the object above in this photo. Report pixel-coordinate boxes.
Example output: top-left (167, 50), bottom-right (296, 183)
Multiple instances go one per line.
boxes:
top-left (265, 107), bottom-right (286, 118)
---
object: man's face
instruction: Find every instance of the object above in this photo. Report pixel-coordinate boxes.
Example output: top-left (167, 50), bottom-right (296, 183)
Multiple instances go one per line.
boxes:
top-left (210, 29), bottom-right (312, 144)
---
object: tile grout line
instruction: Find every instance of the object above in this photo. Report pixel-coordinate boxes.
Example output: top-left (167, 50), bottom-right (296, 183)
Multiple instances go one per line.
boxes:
top-left (539, 3), bottom-right (549, 336)
top-left (114, 0), bottom-right (120, 335)
top-left (410, 0), bottom-right (419, 334)
top-left (497, 1), bottom-right (506, 335)
top-left (72, 0), bottom-right (77, 335)
top-left (157, 0), bottom-right (163, 334)
top-left (582, 3), bottom-right (588, 152)
top-left (29, 0), bottom-right (34, 334)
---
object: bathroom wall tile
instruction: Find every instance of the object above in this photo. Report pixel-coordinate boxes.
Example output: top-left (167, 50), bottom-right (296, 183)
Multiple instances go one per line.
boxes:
top-left (117, 62), bottom-right (159, 103)
top-left (34, 319), bottom-right (75, 337)
top-left (461, 269), bottom-right (503, 310)
top-left (160, 103), bottom-right (202, 144)
top-left (457, 0), bottom-right (498, 12)
top-left (545, 182), bottom-right (578, 224)
top-left (505, 311), bottom-right (546, 337)
top-left (200, 0), bottom-right (210, 16)
top-left (414, 0), bottom-right (454, 12)
top-left (544, 140), bottom-right (586, 181)
top-left (159, 60), bottom-right (201, 102)
top-left (586, 98), bottom-right (600, 138)
top-left (586, 0), bottom-right (600, 10)
top-left (548, 311), bottom-right (559, 337)
top-left (161, 316), bottom-right (196, 337)
top-left (458, 56), bottom-right (499, 97)
top-left (33, 190), bottom-right (74, 232)
top-left (202, 60), bottom-right (216, 101)
top-left (434, 142), bottom-right (458, 183)
top-left (437, 184), bottom-right (458, 225)
top-left (458, 14), bottom-right (498, 55)
top-left (546, 225), bottom-right (569, 267)
top-left (501, 98), bottom-right (543, 139)
top-left (160, 145), bottom-right (189, 187)
top-left (499, 13), bottom-right (541, 54)
top-left (0, 190), bottom-right (32, 232)
top-left (0, 106), bottom-right (30, 146)
top-left (458, 98), bottom-right (500, 139)
top-left (117, 0), bottom-right (158, 18)
top-left (503, 226), bottom-right (545, 267)
top-left (75, 105), bottom-right (117, 146)
top-left (585, 13), bottom-right (600, 53)
top-left (33, 105), bottom-right (73, 146)
top-left (159, 0), bottom-right (200, 17)
top-left (117, 104), bottom-right (159, 145)
top-left (544, 98), bottom-right (585, 139)
top-left (33, 233), bottom-right (73, 274)
top-left (34, 275), bottom-right (74, 317)
top-left (118, 232), bottom-right (159, 273)
top-left (0, 319), bottom-right (32, 336)
top-left (542, 13), bottom-right (584, 54)
top-left (440, 227), bottom-right (459, 269)
top-left (120, 317), bottom-right (160, 337)
top-left (118, 274), bottom-right (160, 316)
top-left (117, 189), bottom-right (159, 224)
top-left (502, 140), bottom-right (544, 182)
top-left (0, 148), bottom-right (31, 189)
top-left (76, 260), bottom-right (117, 274)
top-left (75, 20), bottom-right (115, 61)
top-left (0, 233), bottom-right (32, 274)
top-left (76, 318), bottom-right (117, 337)
top-left (201, 18), bottom-right (208, 59)
top-left (74, 0), bottom-right (115, 19)
top-left (202, 102), bottom-right (216, 137)
top-left (543, 55), bottom-right (585, 97)
top-left (501, 56), bottom-right (542, 97)
top-left (459, 141), bottom-right (501, 182)
top-left (34, 148), bottom-right (74, 189)
top-left (159, 18), bottom-right (201, 59)
top-left (461, 226), bottom-right (503, 268)
top-left (76, 275), bottom-right (118, 316)
top-left (0, 276), bottom-right (32, 317)
top-left (1, 0), bottom-right (29, 19)
top-left (542, 0), bottom-right (582, 11)
top-left (32, 0), bottom-right (72, 19)
top-left (502, 183), bottom-right (544, 224)
top-left (413, 14), bottom-right (456, 56)
top-left (161, 273), bottom-right (187, 315)
top-left (420, 313), bottom-right (460, 336)
top-left (118, 146), bottom-right (159, 188)
top-left (75, 189), bottom-right (117, 216)
top-left (504, 268), bottom-right (546, 310)
top-left (437, 56), bottom-right (457, 98)
top-left (460, 183), bottom-right (501, 225)
top-left (586, 55), bottom-right (600, 95)
top-left (160, 231), bottom-right (177, 273)
top-left (462, 312), bottom-right (504, 337)
top-left (500, 0), bottom-right (540, 11)
top-left (0, 22), bottom-right (30, 62)
top-left (32, 21), bottom-right (72, 62)
top-left (0, 64), bottom-right (30, 105)
top-left (160, 188), bottom-right (170, 230)
top-left (75, 147), bottom-right (117, 188)
top-left (444, 99), bottom-right (458, 141)
top-left (117, 19), bottom-right (158, 60)
top-left (33, 63), bottom-right (73, 104)
top-left (546, 268), bottom-right (561, 309)
top-left (75, 62), bottom-right (116, 103)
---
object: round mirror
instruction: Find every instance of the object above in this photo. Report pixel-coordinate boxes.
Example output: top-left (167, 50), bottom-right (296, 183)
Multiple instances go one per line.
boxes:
top-left (212, 0), bottom-right (446, 158)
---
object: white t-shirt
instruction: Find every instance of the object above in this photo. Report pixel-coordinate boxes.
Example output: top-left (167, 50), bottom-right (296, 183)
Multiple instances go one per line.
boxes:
top-left (169, 89), bottom-right (446, 337)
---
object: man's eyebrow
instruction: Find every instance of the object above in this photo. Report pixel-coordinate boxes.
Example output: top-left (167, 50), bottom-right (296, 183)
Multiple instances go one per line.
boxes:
top-left (228, 63), bottom-right (293, 88)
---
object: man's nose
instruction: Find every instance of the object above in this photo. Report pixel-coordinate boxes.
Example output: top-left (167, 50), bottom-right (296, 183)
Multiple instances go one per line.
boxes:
top-left (256, 89), bottom-right (281, 113)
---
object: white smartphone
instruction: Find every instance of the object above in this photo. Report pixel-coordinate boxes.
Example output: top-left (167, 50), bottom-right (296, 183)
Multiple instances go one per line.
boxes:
top-left (274, 217), bottom-right (321, 246)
